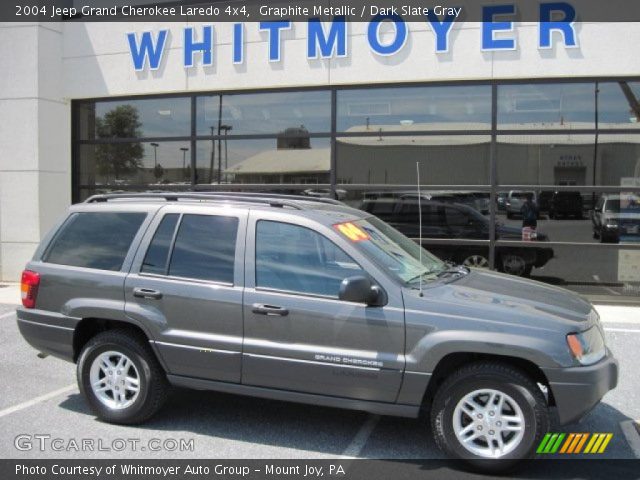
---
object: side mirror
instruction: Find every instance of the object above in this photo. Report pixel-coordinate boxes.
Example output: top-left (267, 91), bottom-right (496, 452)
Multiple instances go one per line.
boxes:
top-left (339, 276), bottom-right (387, 307)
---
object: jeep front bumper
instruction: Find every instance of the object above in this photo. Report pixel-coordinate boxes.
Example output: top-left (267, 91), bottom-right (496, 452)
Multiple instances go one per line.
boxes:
top-left (542, 353), bottom-right (619, 425)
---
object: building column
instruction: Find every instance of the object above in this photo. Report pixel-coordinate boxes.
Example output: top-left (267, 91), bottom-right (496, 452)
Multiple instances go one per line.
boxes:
top-left (0, 23), bottom-right (70, 282)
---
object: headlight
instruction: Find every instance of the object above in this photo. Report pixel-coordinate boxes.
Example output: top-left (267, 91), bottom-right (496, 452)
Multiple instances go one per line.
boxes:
top-left (567, 326), bottom-right (606, 365)
top-left (605, 223), bottom-right (618, 229)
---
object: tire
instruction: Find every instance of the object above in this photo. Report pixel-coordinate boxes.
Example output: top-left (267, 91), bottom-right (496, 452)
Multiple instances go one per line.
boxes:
top-left (500, 254), bottom-right (528, 277)
top-left (77, 329), bottom-right (169, 424)
top-left (431, 362), bottom-right (548, 471)
top-left (462, 254), bottom-right (490, 270)
top-left (506, 212), bottom-right (513, 219)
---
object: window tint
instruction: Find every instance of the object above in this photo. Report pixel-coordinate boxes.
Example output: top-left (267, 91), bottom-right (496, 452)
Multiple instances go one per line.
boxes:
top-left (256, 221), bottom-right (364, 297)
top-left (445, 208), bottom-right (469, 227)
top-left (141, 214), bottom-right (179, 275)
top-left (45, 212), bottom-right (146, 271)
top-left (169, 215), bottom-right (238, 283)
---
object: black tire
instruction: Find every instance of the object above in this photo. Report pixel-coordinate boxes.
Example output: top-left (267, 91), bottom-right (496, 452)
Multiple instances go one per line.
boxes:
top-left (77, 329), bottom-right (169, 424)
top-left (431, 362), bottom-right (548, 472)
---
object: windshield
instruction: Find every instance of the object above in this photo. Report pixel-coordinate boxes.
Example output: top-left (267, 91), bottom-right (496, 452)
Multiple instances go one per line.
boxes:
top-left (333, 216), bottom-right (445, 284)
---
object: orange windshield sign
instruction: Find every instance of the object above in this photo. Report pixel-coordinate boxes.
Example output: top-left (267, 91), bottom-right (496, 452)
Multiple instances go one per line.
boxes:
top-left (334, 222), bottom-right (370, 242)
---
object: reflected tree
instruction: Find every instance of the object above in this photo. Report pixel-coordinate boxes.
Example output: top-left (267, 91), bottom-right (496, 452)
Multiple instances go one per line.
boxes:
top-left (95, 105), bottom-right (144, 181)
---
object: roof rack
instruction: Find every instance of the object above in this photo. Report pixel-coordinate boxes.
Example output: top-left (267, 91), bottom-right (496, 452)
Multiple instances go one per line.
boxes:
top-left (84, 192), bottom-right (345, 209)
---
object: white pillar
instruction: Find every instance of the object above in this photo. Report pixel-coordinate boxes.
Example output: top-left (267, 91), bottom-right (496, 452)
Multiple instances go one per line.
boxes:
top-left (0, 23), bottom-right (70, 282)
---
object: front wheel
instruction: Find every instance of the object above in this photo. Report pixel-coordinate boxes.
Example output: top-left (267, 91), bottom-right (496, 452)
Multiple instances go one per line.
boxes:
top-left (431, 363), bottom-right (548, 470)
top-left (77, 329), bottom-right (169, 424)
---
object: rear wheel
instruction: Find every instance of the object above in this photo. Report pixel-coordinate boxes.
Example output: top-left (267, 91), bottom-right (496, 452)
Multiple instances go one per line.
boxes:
top-left (77, 329), bottom-right (169, 424)
top-left (462, 254), bottom-right (490, 270)
top-left (431, 362), bottom-right (548, 470)
top-left (500, 254), bottom-right (529, 276)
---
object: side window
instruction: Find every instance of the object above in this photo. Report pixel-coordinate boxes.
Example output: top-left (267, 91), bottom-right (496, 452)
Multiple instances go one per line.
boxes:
top-left (255, 221), bottom-right (364, 297)
top-left (44, 212), bottom-right (146, 271)
top-left (141, 214), bottom-right (179, 275)
top-left (168, 214), bottom-right (239, 283)
top-left (445, 207), bottom-right (469, 227)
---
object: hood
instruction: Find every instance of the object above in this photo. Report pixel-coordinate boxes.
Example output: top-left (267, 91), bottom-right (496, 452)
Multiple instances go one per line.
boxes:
top-left (404, 268), bottom-right (594, 331)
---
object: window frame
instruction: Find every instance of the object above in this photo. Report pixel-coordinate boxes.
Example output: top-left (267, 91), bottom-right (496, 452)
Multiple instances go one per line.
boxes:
top-left (41, 211), bottom-right (148, 272)
top-left (137, 210), bottom-right (243, 286)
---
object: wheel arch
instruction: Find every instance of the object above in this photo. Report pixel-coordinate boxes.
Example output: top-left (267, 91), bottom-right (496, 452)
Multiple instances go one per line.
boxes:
top-left (420, 352), bottom-right (554, 409)
top-left (73, 317), bottom-right (162, 368)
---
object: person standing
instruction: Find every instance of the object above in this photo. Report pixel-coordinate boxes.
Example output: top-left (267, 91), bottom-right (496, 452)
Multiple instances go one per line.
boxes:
top-left (521, 193), bottom-right (538, 229)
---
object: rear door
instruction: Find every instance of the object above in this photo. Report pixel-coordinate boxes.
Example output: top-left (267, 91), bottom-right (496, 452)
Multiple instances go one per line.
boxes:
top-left (242, 211), bottom-right (405, 403)
top-left (125, 204), bottom-right (247, 383)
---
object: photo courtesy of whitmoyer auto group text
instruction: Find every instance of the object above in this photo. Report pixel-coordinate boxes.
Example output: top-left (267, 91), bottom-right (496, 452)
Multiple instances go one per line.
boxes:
top-left (2, 0), bottom-right (640, 478)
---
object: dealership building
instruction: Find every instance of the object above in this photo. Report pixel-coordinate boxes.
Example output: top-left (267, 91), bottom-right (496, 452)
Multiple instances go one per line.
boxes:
top-left (1, 12), bottom-right (640, 302)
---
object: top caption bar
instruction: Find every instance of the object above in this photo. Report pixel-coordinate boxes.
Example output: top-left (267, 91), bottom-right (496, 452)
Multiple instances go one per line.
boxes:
top-left (2, 0), bottom-right (640, 22)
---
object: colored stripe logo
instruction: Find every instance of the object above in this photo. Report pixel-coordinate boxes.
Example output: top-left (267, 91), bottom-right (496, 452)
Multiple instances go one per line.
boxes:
top-left (537, 433), bottom-right (613, 454)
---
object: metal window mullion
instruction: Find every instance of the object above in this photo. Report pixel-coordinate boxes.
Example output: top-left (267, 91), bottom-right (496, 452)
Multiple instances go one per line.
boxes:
top-left (190, 96), bottom-right (197, 186)
top-left (330, 89), bottom-right (337, 198)
top-left (489, 84), bottom-right (498, 271)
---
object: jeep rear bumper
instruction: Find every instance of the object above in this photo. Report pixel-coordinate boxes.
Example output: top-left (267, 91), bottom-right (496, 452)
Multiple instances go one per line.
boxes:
top-left (16, 308), bottom-right (76, 362)
top-left (542, 353), bottom-right (618, 425)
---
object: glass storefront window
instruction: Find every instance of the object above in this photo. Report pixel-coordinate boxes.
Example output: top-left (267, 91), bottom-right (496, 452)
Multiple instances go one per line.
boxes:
top-left (196, 91), bottom-right (331, 136)
top-left (598, 82), bottom-right (640, 128)
top-left (78, 98), bottom-right (190, 140)
top-left (72, 81), bottom-right (640, 304)
top-left (78, 140), bottom-right (192, 188)
top-left (336, 135), bottom-right (491, 185)
top-left (195, 137), bottom-right (331, 185)
top-left (497, 134), bottom-right (640, 186)
top-left (495, 188), bottom-right (640, 244)
top-left (497, 83), bottom-right (596, 128)
top-left (337, 85), bottom-right (491, 132)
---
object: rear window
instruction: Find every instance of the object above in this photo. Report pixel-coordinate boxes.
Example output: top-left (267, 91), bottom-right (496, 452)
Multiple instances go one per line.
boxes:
top-left (44, 212), bottom-right (146, 271)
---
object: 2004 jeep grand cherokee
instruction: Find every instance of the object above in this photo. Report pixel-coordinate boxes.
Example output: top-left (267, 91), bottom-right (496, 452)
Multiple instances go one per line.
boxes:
top-left (17, 192), bottom-right (618, 468)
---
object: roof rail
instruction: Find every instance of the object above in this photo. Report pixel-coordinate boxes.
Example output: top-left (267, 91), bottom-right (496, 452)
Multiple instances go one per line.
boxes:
top-left (84, 192), bottom-right (344, 209)
top-left (193, 191), bottom-right (345, 206)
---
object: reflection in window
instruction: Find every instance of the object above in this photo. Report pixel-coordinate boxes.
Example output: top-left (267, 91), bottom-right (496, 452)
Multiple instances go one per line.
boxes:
top-left (196, 91), bottom-right (331, 135)
top-left (256, 220), bottom-right (363, 297)
top-left (497, 134), bottom-right (640, 186)
top-left (169, 215), bottom-right (239, 283)
top-left (44, 212), bottom-right (146, 271)
top-left (336, 136), bottom-right (490, 185)
top-left (196, 137), bottom-right (331, 185)
top-left (78, 141), bottom-right (191, 187)
top-left (497, 83), bottom-right (595, 128)
top-left (337, 85), bottom-right (491, 131)
top-left (78, 98), bottom-right (190, 140)
top-left (598, 82), bottom-right (640, 127)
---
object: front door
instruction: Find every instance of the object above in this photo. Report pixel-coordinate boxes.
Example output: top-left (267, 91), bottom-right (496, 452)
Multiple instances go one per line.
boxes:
top-left (242, 213), bottom-right (405, 403)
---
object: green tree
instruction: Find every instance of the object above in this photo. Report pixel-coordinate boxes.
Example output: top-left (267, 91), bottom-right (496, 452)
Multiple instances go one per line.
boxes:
top-left (95, 105), bottom-right (144, 181)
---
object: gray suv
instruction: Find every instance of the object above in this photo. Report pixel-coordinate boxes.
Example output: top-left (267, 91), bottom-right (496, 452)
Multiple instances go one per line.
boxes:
top-left (17, 193), bottom-right (617, 467)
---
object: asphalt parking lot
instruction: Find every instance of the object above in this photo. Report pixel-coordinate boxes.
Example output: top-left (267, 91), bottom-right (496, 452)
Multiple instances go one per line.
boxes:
top-left (1, 301), bottom-right (639, 463)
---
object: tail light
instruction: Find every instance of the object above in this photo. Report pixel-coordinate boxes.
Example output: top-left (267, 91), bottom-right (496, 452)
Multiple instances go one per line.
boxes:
top-left (20, 270), bottom-right (40, 309)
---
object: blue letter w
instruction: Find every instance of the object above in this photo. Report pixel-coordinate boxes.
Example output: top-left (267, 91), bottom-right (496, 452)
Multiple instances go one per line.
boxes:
top-left (127, 30), bottom-right (168, 71)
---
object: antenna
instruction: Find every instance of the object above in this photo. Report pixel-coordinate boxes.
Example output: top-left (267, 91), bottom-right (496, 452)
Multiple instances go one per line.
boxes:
top-left (416, 161), bottom-right (424, 297)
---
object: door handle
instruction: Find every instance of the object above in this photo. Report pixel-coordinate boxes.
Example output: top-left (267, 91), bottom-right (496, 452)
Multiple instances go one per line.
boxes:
top-left (252, 303), bottom-right (289, 316)
top-left (133, 287), bottom-right (163, 300)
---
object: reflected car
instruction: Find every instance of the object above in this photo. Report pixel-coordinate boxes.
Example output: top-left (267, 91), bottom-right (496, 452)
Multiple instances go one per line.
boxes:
top-left (549, 191), bottom-right (584, 219)
top-left (592, 194), bottom-right (640, 243)
top-left (359, 197), bottom-right (554, 277)
top-left (537, 190), bottom-right (554, 214)
top-left (505, 190), bottom-right (538, 219)
top-left (496, 192), bottom-right (508, 211)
